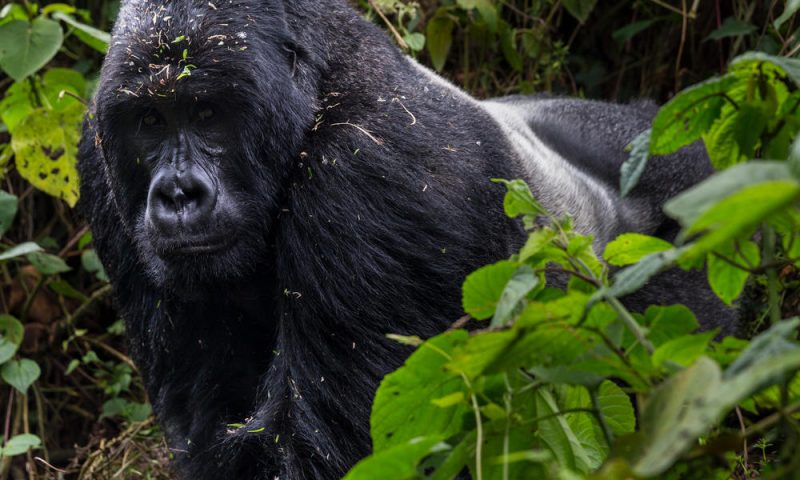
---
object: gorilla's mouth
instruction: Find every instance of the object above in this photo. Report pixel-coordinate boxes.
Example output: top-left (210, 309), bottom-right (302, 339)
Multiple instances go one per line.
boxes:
top-left (159, 236), bottom-right (236, 257)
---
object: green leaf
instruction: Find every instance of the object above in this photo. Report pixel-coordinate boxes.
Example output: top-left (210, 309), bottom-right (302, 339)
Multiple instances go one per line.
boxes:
top-left (775, 0), bottom-right (800, 29)
top-left (664, 161), bottom-right (793, 228)
top-left (0, 315), bottom-right (24, 364)
top-left (705, 17), bottom-right (756, 41)
top-left (1, 358), bottom-right (41, 394)
top-left (344, 436), bottom-right (447, 480)
top-left (81, 249), bottom-right (109, 281)
top-left (371, 331), bottom-right (469, 452)
top-left (0, 242), bottom-right (42, 261)
top-left (403, 32), bottom-right (425, 52)
top-left (426, 14), bottom-right (454, 72)
top-left (27, 251), bottom-right (71, 275)
top-left (707, 240), bottom-right (760, 305)
top-left (499, 22), bottom-right (522, 72)
top-left (535, 389), bottom-right (597, 472)
top-left (612, 19), bottom-right (659, 44)
top-left (597, 381), bottom-right (635, 435)
top-left (562, 0), bottom-right (597, 23)
top-left (730, 52), bottom-right (800, 88)
top-left (620, 129), bottom-right (651, 196)
top-left (652, 331), bottom-right (716, 369)
top-left (51, 11), bottom-right (109, 53)
top-left (1, 433), bottom-right (41, 457)
top-left (10, 104), bottom-right (83, 206)
top-left (491, 265), bottom-right (538, 327)
top-left (703, 103), bottom-right (768, 169)
top-left (492, 178), bottom-right (544, 218)
top-left (0, 18), bottom-right (63, 81)
top-left (0, 190), bottom-right (18, 237)
top-left (603, 233), bottom-right (673, 267)
top-left (649, 75), bottom-right (738, 155)
top-left (632, 357), bottom-right (723, 476)
top-left (684, 180), bottom-right (800, 258)
top-left (462, 260), bottom-right (518, 320)
top-left (633, 320), bottom-right (800, 476)
top-left (599, 248), bottom-right (682, 300)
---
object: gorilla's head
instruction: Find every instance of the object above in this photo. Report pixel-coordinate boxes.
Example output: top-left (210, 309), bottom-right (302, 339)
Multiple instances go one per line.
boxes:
top-left (90, 0), bottom-right (318, 289)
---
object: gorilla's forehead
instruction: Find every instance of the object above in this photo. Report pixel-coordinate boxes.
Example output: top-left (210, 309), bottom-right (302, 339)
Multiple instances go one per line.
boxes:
top-left (103, 0), bottom-right (259, 99)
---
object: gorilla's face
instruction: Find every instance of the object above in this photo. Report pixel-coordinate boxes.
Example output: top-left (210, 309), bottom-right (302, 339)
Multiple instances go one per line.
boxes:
top-left (91, 2), bottom-right (317, 289)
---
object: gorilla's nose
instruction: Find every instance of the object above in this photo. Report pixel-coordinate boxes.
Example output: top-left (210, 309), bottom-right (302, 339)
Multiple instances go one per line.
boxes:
top-left (147, 166), bottom-right (217, 233)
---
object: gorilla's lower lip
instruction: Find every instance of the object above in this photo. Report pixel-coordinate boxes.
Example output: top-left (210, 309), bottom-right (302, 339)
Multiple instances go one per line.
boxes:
top-left (164, 238), bottom-right (235, 256)
top-left (172, 243), bottom-right (228, 255)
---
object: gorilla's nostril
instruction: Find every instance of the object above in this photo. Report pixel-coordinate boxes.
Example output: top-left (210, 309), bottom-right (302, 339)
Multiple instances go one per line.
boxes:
top-left (147, 166), bottom-right (218, 233)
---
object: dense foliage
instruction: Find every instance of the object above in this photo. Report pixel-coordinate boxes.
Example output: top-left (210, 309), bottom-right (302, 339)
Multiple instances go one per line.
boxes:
top-left (0, 1), bottom-right (799, 479)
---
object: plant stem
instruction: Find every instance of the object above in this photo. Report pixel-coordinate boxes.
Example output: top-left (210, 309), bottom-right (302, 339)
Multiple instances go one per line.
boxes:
top-left (762, 224), bottom-right (782, 325)
top-left (608, 297), bottom-right (655, 354)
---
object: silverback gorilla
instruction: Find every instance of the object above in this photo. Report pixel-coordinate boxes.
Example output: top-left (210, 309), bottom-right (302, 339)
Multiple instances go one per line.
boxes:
top-left (77, 0), bottom-right (734, 478)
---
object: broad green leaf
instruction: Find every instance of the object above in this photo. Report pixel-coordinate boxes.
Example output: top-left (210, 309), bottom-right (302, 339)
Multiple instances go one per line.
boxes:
top-left (596, 381), bottom-right (635, 435)
top-left (462, 260), bottom-right (518, 320)
top-left (562, 0), bottom-right (597, 23)
top-left (643, 305), bottom-right (700, 347)
top-left (427, 14), bottom-right (454, 72)
top-left (0, 315), bottom-right (24, 364)
top-left (704, 17), bottom-right (756, 41)
top-left (518, 228), bottom-right (557, 262)
top-left (664, 161), bottom-right (793, 228)
top-left (0, 190), bottom-right (18, 237)
top-left (343, 437), bottom-right (446, 480)
top-left (707, 240), bottom-right (760, 305)
top-left (492, 178), bottom-right (544, 218)
top-left (27, 251), bottom-right (71, 275)
top-left (649, 75), bottom-right (738, 155)
top-left (535, 389), bottom-right (596, 472)
top-left (0, 19), bottom-right (63, 81)
top-left (1, 434), bottom-right (41, 457)
top-left (51, 11), bottom-right (110, 53)
top-left (775, 0), bottom-right (800, 29)
top-left (371, 331), bottom-right (469, 452)
top-left (1, 358), bottom-right (41, 394)
top-left (0, 81), bottom-right (35, 131)
top-left (685, 180), bottom-right (800, 258)
top-left (731, 52), bottom-right (800, 88)
top-left (633, 320), bottom-right (800, 476)
top-left (652, 331), bottom-right (716, 369)
top-left (723, 318), bottom-right (800, 380)
top-left (10, 104), bottom-right (82, 206)
top-left (603, 233), bottom-right (673, 267)
top-left (598, 249), bottom-right (682, 300)
top-left (0, 242), bottom-right (42, 261)
top-left (633, 357), bottom-right (723, 476)
top-left (702, 103), bottom-right (768, 169)
top-left (620, 129), bottom-right (650, 197)
top-left (491, 265), bottom-right (538, 327)
top-left (403, 32), bottom-right (425, 52)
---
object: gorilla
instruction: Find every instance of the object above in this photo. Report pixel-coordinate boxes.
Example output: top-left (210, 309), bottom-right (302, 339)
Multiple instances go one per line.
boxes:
top-left (77, 0), bottom-right (733, 478)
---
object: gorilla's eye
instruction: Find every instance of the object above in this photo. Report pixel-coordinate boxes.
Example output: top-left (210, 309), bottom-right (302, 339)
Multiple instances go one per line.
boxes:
top-left (198, 108), bottom-right (214, 121)
top-left (142, 111), bottom-right (164, 127)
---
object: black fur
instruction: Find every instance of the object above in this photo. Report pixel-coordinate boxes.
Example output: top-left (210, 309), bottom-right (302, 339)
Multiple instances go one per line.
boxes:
top-left (77, 1), bottom-right (735, 479)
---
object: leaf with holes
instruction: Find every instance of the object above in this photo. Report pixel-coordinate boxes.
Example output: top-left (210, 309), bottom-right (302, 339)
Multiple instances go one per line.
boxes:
top-left (10, 104), bottom-right (82, 206)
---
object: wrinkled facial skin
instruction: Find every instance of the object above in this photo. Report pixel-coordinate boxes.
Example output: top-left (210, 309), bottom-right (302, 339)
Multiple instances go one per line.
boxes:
top-left (90, 1), bottom-right (317, 291)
